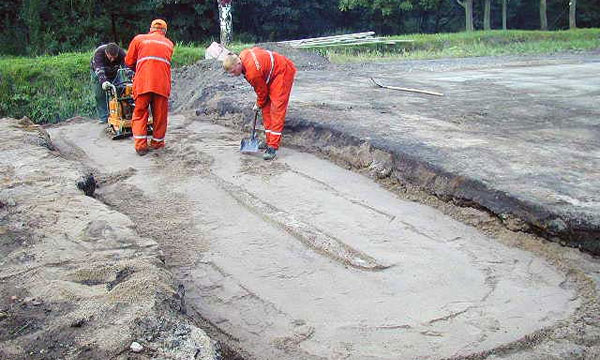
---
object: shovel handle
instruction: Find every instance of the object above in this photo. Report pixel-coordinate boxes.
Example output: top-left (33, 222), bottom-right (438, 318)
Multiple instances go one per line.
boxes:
top-left (250, 111), bottom-right (258, 139)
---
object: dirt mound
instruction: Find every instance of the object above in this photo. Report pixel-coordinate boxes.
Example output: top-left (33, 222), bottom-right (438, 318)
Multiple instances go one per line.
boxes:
top-left (170, 44), bottom-right (329, 113)
top-left (256, 42), bottom-right (330, 70)
top-left (0, 117), bottom-right (219, 360)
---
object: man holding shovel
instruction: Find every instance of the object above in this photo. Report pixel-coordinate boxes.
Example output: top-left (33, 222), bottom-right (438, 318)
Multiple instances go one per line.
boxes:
top-left (223, 47), bottom-right (296, 160)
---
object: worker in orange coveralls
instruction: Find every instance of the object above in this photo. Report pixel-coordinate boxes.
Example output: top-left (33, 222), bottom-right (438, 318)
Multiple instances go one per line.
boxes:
top-left (223, 47), bottom-right (296, 160)
top-left (125, 19), bottom-right (174, 156)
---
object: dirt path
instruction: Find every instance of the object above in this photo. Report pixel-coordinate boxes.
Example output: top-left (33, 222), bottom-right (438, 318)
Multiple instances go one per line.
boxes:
top-left (47, 114), bottom-right (599, 359)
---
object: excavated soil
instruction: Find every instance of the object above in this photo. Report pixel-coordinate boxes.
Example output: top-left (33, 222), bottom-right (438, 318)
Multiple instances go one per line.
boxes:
top-left (2, 49), bottom-right (599, 360)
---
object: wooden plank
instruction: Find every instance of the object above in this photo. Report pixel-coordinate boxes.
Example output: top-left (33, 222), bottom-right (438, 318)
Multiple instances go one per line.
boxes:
top-left (297, 39), bottom-right (414, 49)
top-left (279, 32), bottom-right (376, 47)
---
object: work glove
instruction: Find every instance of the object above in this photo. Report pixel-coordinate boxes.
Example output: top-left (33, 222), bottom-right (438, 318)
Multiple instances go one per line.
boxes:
top-left (252, 103), bottom-right (260, 112)
top-left (101, 81), bottom-right (112, 91)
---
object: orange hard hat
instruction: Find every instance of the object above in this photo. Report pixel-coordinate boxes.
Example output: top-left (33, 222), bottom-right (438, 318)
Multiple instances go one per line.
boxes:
top-left (151, 19), bottom-right (167, 31)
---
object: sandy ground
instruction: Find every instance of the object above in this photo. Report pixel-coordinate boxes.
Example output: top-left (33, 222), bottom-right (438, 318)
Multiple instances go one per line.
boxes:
top-left (40, 113), bottom-right (600, 359)
top-left (0, 117), bottom-right (218, 359)
top-left (172, 52), bottom-right (600, 254)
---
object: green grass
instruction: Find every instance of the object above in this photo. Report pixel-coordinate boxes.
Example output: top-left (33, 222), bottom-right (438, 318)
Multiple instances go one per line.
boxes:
top-left (317, 29), bottom-right (600, 63)
top-left (0, 52), bottom-right (95, 124)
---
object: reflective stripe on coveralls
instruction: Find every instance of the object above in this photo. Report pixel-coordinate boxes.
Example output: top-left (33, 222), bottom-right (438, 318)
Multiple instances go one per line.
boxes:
top-left (141, 39), bottom-right (173, 49)
top-left (137, 56), bottom-right (171, 66)
top-left (133, 135), bottom-right (165, 142)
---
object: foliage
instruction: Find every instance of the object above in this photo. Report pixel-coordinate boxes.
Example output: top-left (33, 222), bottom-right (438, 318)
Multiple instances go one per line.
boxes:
top-left (339, 0), bottom-right (600, 33)
top-left (233, 0), bottom-right (346, 41)
top-left (1, 0), bottom-right (599, 55)
top-left (0, 0), bottom-right (217, 56)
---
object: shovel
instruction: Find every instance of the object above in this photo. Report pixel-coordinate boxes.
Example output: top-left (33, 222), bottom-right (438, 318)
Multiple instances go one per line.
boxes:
top-left (240, 111), bottom-right (260, 153)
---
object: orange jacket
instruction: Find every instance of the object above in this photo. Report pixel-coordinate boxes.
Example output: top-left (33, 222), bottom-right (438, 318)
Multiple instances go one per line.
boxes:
top-left (240, 47), bottom-right (296, 108)
top-left (125, 30), bottom-right (174, 98)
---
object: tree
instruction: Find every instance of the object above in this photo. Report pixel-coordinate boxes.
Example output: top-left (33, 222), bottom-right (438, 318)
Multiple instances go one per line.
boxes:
top-left (501, 0), bottom-right (507, 30)
top-left (539, 0), bottom-right (547, 30)
top-left (569, 0), bottom-right (576, 29)
top-left (455, 0), bottom-right (474, 31)
top-left (339, 0), bottom-right (416, 34)
top-left (483, 0), bottom-right (491, 30)
top-left (154, 0), bottom-right (215, 44)
top-left (338, 0), bottom-right (459, 34)
top-left (217, 0), bottom-right (233, 45)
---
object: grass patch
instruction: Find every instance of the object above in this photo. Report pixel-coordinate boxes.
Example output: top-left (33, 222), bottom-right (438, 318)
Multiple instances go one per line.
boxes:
top-left (316, 29), bottom-right (600, 63)
top-left (0, 53), bottom-right (95, 124)
top-left (0, 43), bottom-right (248, 124)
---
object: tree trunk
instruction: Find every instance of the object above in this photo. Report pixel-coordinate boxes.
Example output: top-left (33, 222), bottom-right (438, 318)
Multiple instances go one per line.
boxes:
top-left (22, 0), bottom-right (42, 54)
top-left (110, 14), bottom-right (118, 44)
top-left (484, 0), bottom-right (491, 30)
top-left (569, 0), bottom-right (577, 29)
top-left (217, 1), bottom-right (233, 46)
top-left (466, 0), bottom-right (474, 31)
top-left (502, 0), bottom-right (507, 30)
top-left (540, 0), bottom-right (548, 30)
top-left (456, 0), bottom-right (474, 31)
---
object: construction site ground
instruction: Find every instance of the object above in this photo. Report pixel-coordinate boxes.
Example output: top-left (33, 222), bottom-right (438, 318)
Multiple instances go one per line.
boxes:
top-left (1, 50), bottom-right (599, 359)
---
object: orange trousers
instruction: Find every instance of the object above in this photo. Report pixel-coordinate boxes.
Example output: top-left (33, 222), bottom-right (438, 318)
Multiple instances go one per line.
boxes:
top-left (262, 62), bottom-right (296, 150)
top-left (132, 92), bottom-right (168, 151)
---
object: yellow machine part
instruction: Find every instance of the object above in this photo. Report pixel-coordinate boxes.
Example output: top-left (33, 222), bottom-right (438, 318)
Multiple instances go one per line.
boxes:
top-left (107, 84), bottom-right (153, 138)
top-left (108, 98), bottom-right (131, 131)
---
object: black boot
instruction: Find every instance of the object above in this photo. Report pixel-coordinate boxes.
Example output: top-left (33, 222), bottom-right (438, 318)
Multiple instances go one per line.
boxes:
top-left (263, 147), bottom-right (277, 161)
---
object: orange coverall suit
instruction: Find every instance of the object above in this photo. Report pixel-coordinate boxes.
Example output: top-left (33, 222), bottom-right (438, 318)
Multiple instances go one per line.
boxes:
top-left (125, 30), bottom-right (174, 151)
top-left (240, 47), bottom-right (296, 150)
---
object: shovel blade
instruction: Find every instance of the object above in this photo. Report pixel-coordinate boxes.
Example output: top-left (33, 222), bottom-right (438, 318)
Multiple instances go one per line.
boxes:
top-left (240, 137), bottom-right (260, 153)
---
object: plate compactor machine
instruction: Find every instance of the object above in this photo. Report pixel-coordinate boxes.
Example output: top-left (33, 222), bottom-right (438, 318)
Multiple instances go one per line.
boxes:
top-left (105, 68), bottom-right (153, 140)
